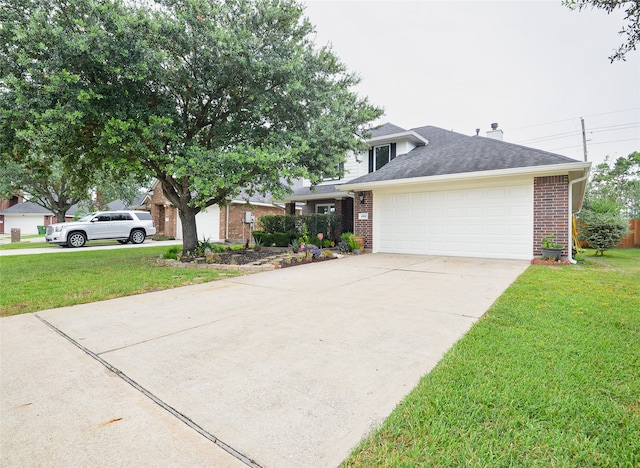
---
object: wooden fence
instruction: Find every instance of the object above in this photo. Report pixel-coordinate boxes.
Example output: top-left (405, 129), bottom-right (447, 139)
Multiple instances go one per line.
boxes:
top-left (616, 219), bottom-right (640, 248)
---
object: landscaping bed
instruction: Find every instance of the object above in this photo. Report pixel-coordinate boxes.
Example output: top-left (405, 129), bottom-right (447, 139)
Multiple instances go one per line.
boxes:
top-left (180, 247), bottom-right (291, 265)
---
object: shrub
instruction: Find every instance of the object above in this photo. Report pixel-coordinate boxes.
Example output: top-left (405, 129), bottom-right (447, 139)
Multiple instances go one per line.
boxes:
top-left (152, 235), bottom-right (176, 241)
top-left (338, 240), bottom-right (352, 253)
top-left (341, 231), bottom-right (354, 243)
top-left (579, 213), bottom-right (630, 255)
top-left (321, 249), bottom-right (334, 259)
top-left (252, 231), bottom-right (274, 247)
top-left (258, 214), bottom-right (341, 241)
top-left (162, 246), bottom-right (180, 260)
top-left (578, 197), bottom-right (631, 255)
top-left (273, 232), bottom-right (291, 247)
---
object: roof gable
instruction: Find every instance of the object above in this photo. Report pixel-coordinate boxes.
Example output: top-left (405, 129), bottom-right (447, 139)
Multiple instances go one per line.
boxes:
top-left (0, 201), bottom-right (52, 215)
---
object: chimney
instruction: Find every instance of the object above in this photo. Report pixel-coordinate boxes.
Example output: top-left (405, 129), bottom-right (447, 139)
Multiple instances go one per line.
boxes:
top-left (486, 122), bottom-right (503, 141)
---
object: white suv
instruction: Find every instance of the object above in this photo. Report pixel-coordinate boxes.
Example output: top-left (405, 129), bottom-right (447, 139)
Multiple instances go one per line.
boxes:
top-left (45, 210), bottom-right (157, 248)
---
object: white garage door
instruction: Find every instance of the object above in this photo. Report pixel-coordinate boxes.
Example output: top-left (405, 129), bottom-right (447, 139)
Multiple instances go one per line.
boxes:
top-left (376, 183), bottom-right (533, 260)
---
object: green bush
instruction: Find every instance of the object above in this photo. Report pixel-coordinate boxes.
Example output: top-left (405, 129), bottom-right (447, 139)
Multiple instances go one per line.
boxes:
top-left (579, 213), bottom-right (629, 254)
top-left (162, 246), bottom-right (180, 260)
top-left (258, 213), bottom-right (341, 241)
top-left (578, 197), bottom-right (630, 255)
top-left (273, 232), bottom-right (292, 247)
top-left (252, 231), bottom-right (274, 247)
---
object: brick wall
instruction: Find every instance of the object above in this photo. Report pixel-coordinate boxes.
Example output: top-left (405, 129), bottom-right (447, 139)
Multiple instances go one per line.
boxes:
top-left (149, 187), bottom-right (179, 238)
top-left (533, 175), bottom-right (569, 256)
top-left (353, 190), bottom-right (373, 251)
top-left (220, 203), bottom-right (284, 242)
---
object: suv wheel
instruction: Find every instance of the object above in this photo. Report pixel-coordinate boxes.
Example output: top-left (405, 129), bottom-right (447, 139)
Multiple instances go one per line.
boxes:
top-left (68, 231), bottom-right (86, 248)
top-left (130, 229), bottom-right (145, 244)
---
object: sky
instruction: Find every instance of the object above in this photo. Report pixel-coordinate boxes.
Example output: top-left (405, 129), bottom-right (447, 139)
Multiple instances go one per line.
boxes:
top-left (302, 0), bottom-right (640, 167)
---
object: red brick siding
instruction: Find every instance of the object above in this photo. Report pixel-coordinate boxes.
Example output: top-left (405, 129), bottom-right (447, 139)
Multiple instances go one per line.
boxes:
top-left (149, 187), bottom-right (179, 238)
top-left (353, 190), bottom-right (373, 251)
top-left (533, 176), bottom-right (569, 256)
top-left (220, 203), bottom-right (284, 242)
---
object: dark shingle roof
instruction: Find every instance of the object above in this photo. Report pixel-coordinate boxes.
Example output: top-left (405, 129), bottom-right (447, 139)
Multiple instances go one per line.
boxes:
top-left (369, 123), bottom-right (407, 138)
top-left (349, 130), bottom-right (580, 184)
top-left (289, 184), bottom-right (343, 198)
top-left (0, 202), bottom-right (51, 215)
top-left (410, 126), bottom-right (469, 149)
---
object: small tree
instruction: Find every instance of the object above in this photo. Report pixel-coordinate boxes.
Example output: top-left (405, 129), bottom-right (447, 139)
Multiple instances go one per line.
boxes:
top-left (578, 197), bottom-right (630, 255)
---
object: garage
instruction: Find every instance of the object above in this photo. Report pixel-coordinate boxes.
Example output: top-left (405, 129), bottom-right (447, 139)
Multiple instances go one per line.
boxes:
top-left (375, 181), bottom-right (534, 260)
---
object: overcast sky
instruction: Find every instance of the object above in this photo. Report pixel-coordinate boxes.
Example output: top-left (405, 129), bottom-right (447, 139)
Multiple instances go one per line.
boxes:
top-left (303, 0), bottom-right (640, 166)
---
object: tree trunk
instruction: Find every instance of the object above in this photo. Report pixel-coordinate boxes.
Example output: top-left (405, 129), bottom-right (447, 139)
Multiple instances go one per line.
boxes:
top-left (179, 206), bottom-right (199, 253)
top-left (56, 211), bottom-right (66, 223)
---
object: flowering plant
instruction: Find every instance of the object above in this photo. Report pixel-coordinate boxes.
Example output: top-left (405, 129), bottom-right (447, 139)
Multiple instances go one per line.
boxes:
top-left (301, 244), bottom-right (322, 259)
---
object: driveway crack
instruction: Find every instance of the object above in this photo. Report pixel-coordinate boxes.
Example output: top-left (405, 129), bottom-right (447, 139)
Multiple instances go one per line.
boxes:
top-left (35, 315), bottom-right (262, 468)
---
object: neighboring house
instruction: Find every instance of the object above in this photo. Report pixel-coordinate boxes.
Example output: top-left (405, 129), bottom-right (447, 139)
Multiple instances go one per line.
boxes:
top-left (146, 180), bottom-right (285, 243)
top-left (285, 123), bottom-right (590, 261)
top-left (0, 201), bottom-right (55, 234)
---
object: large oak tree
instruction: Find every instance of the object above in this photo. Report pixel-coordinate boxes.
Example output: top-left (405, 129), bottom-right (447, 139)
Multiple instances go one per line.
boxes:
top-left (1, 0), bottom-right (382, 251)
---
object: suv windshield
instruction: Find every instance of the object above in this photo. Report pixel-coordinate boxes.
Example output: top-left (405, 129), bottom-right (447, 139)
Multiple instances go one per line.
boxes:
top-left (77, 214), bottom-right (96, 222)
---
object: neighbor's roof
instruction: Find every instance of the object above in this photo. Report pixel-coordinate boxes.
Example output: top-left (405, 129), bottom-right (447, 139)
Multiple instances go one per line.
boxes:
top-left (0, 201), bottom-right (51, 215)
top-left (106, 193), bottom-right (148, 210)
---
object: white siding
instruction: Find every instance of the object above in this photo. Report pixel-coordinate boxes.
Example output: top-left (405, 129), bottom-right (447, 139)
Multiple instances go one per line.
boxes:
top-left (375, 182), bottom-right (533, 260)
top-left (175, 205), bottom-right (221, 242)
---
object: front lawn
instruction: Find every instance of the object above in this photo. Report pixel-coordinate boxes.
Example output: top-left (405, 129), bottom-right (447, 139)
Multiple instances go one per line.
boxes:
top-left (343, 249), bottom-right (640, 467)
top-left (0, 246), bottom-right (240, 317)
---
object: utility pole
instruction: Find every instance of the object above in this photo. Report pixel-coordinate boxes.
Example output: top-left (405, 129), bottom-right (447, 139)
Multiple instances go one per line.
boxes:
top-left (580, 117), bottom-right (588, 162)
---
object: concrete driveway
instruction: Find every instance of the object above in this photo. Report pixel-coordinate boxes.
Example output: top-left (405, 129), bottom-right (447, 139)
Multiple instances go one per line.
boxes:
top-left (1, 254), bottom-right (528, 467)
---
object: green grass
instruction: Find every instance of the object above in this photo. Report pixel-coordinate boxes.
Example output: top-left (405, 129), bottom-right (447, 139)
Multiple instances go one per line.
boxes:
top-left (0, 238), bottom-right (126, 250)
top-left (343, 249), bottom-right (640, 467)
top-left (0, 246), bottom-right (240, 317)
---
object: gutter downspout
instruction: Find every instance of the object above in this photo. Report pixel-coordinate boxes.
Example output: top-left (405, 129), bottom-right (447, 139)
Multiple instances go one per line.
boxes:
top-left (568, 173), bottom-right (589, 264)
top-left (225, 205), bottom-right (229, 241)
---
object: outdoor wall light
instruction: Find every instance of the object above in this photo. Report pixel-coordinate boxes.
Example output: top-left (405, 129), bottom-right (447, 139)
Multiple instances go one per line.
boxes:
top-left (359, 192), bottom-right (365, 204)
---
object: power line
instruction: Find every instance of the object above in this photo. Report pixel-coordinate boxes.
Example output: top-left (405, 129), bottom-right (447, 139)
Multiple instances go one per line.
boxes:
top-left (514, 130), bottom-right (581, 144)
top-left (509, 108), bottom-right (640, 133)
top-left (588, 138), bottom-right (640, 146)
top-left (588, 122), bottom-right (640, 131)
top-left (548, 137), bottom-right (640, 152)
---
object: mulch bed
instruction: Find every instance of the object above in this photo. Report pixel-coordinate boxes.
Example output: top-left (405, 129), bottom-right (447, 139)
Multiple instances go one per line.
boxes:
top-left (180, 247), bottom-right (291, 265)
top-left (530, 258), bottom-right (571, 265)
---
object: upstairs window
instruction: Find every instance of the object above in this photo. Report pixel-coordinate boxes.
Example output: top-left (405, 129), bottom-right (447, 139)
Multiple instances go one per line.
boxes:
top-left (368, 143), bottom-right (397, 172)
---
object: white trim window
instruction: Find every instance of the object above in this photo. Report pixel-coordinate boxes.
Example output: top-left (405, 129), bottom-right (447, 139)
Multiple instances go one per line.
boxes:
top-left (316, 203), bottom-right (335, 214)
top-left (368, 143), bottom-right (397, 173)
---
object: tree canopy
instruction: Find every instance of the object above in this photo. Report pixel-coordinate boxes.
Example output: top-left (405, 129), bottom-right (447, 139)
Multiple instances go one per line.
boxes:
top-left (587, 151), bottom-right (640, 218)
top-left (564, 0), bottom-right (640, 61)
top-left (1, 0), bottom-right (383, 251)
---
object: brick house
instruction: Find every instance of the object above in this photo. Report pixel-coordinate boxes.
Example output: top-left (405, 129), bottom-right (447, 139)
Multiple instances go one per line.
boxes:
top-left (147, 180), bottom-right (285, 243)
top-left (286, 123), bottom-right (590, 261)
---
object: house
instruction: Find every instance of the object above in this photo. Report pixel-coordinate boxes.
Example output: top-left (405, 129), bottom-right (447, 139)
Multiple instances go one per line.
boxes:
top-left (0, 200), bottom-right (55, 234)
top-left (284, 123), bottom-right (590, 261)
top-left (146, 180), bottom-right (285, 243)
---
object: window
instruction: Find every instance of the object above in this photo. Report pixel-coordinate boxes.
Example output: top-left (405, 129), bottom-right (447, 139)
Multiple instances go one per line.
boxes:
top-left (368, 143), bottom-right (397, 173)
top-left (316, 204), bottom-right (335, 214)
top-left (374, 145), bottom-right (390, 171)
